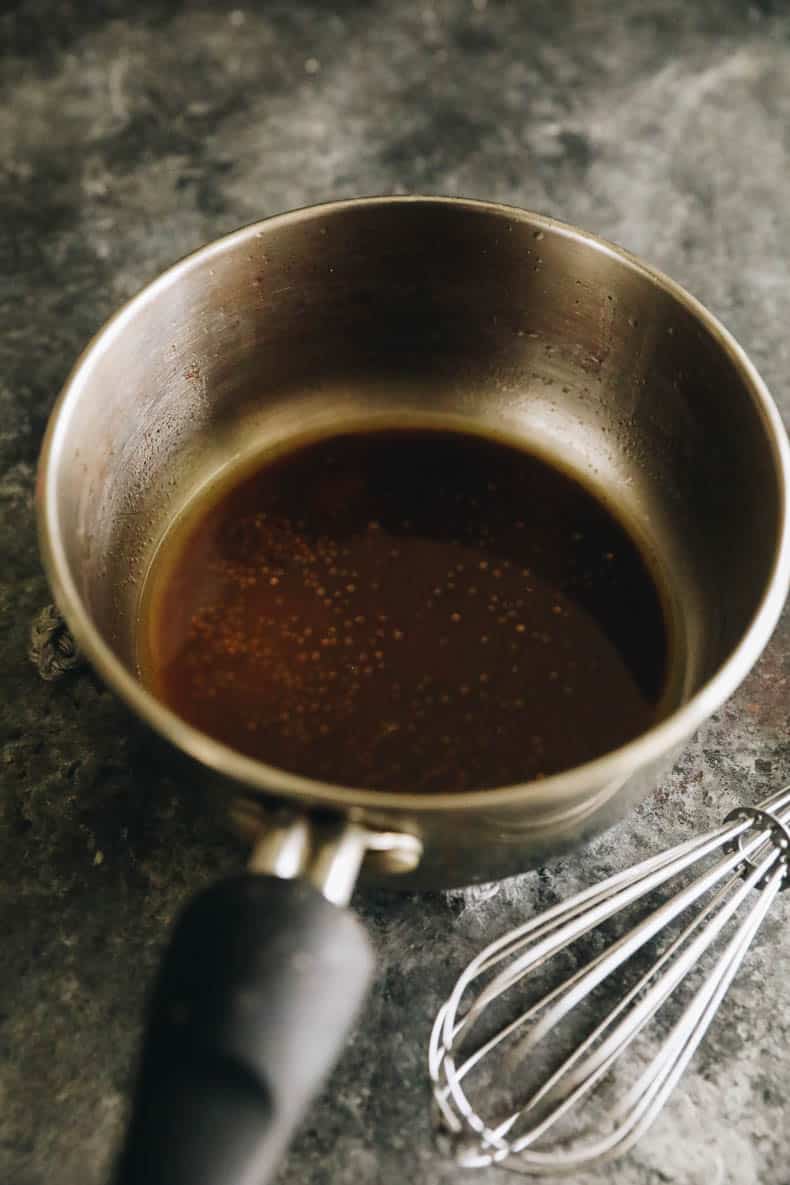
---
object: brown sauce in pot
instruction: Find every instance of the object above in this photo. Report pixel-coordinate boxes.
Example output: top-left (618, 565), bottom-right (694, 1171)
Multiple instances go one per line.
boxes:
top-left (139, 428), bottom-right (669, 793)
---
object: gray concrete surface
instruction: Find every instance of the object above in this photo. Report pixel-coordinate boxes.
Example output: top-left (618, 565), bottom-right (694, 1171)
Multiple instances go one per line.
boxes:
top-left (1, 2), bottom-right (789, 1183)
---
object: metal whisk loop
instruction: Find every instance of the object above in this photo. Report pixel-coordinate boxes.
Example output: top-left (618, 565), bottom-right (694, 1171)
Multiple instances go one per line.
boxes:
top-left (430, 786), bottom-right (790, 1176)
top-left (724, 802), bottom-right (790, 889)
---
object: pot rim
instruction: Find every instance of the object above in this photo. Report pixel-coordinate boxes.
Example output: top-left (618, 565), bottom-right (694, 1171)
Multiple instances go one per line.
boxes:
top-left (37, 195), bottom-right (790, 815)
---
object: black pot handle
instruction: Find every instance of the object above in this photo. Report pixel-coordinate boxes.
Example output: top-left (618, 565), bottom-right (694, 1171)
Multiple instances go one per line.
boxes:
top-left (113, 873), bottom-right (374, 1185)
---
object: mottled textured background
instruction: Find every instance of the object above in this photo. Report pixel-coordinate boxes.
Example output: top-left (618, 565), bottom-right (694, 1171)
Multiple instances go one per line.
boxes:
top-left (1, 2), bottom-right (789, 1183)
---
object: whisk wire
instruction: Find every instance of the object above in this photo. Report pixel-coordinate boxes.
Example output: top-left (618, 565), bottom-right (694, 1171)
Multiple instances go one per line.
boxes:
top-left (604, 863), bottom-right (785, 1164)
top-left (443, 820), bottom-right (745, 1064)
top-left (431, 787), bottom-right (790, 1175)
top-left (432, 829), bottom-right (750, 1142)
top-left (519, 876), bottom-right (741, 1116)
top-left (502, 851), bottom-right (778, 1161)
top-left (437, 820), bottom-right (742, 1055)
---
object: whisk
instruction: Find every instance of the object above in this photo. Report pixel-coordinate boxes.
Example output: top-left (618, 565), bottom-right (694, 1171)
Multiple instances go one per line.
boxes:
top-left (429, 785), bottom-right (790, 1176)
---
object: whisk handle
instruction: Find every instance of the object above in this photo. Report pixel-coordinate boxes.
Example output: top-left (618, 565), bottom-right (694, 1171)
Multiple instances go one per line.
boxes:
top-left (113, 874), bottom-right (373, 1185)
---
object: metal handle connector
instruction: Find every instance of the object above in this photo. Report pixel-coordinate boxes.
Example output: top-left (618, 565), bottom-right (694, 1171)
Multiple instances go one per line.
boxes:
top-left (249, 813), bottom-right (422, 906)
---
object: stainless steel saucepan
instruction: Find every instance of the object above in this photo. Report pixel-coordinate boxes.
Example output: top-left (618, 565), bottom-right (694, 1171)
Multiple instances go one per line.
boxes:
top-left (37, 197), bottom-right (790, 1185)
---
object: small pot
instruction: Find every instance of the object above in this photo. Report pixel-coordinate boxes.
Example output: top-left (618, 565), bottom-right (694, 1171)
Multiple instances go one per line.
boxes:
top-left (37, 198), bottom-right (790, 1185)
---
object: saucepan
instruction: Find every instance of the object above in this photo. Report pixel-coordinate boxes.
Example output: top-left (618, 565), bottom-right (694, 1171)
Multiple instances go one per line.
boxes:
top-left (36, 197), bottom-right (790, 1184)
